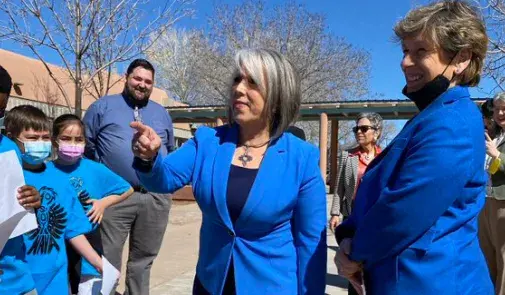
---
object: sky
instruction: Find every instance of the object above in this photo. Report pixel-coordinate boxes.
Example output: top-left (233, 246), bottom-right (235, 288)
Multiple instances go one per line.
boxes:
top-left (169, 0), bottom-right (498, 133)
top-left (0, 0), bottom-right (498, 100)
top-left (173, 0), bottom-right (498, 100)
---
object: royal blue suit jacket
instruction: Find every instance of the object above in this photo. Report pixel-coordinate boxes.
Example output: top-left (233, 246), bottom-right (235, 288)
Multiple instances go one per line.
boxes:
top-left (137, 124), bottom-right (327, 294)
top-left (335, 86), bottom-right (493, 294)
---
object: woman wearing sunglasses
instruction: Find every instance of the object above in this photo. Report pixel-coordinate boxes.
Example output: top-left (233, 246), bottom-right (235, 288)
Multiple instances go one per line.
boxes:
top-left (329, 112), bottom-right (383, 232)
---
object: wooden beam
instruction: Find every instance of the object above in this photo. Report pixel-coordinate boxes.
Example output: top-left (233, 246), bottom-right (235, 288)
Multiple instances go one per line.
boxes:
top-left (319, 113), bottom-right (329, 181)
top-left (329, 120), bottom-right (339, 194)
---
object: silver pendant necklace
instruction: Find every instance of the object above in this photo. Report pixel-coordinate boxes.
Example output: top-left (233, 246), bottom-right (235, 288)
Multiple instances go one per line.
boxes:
top-left (363, 149), bottom-right (375, 161)
top-left (238, 140), bottom-right (270, 167)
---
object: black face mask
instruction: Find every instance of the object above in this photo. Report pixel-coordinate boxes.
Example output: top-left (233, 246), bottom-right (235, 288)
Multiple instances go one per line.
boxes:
top-left (402, 74), bottom-right (450, 111)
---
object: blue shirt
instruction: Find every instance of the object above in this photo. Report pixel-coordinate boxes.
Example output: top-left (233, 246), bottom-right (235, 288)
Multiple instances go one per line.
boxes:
top-left (83, 93), bottom-right (174, 186)
top-left (47, 159), bottom-right (131, 276)
top-left (0, 135), bottom-right (37, 295)
top-left (23, 164), bottom-right (92, 295)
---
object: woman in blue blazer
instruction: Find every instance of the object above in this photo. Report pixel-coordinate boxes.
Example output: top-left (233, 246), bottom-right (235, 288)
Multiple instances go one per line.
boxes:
top-left (130, 49), bottom-right (327, 294)
top-left (335, 2), bottom-right (493, 294)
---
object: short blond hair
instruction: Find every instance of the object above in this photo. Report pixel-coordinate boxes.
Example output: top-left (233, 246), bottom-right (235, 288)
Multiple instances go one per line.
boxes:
top-left (394, 0), bottom-right (488, 86)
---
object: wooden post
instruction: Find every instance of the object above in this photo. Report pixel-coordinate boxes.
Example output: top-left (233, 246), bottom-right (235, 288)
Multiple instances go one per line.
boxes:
top-left (329, 120), bottom-right (339, 194)
top-left (216, 117), bottom-right (224, 126)
top-left (319, 113), bottom-right (328, 180)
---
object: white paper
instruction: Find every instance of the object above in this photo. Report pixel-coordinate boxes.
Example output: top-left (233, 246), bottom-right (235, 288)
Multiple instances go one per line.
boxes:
top-left (0, 150), bottom-right (38, 253)
top-left (101, 256), bottom-right (120, 295)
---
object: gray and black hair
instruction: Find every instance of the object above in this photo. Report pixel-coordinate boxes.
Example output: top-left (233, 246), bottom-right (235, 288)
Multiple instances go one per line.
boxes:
top-left (493, 92), bottom-right (505, 104)
top-left (228, 48), bottom-right (301, 139)
top-left (356, 112), bottom-right (383, 140)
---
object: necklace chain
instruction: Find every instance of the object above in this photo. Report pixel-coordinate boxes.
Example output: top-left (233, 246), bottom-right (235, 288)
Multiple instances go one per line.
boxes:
top-left (238, 140), bottom-right (270, 167)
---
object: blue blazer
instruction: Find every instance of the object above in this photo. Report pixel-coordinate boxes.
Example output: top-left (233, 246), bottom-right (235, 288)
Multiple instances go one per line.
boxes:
top-left (137, 125), bottom-right (327, 294)
top-left (335, 86), bottom-right (493, 294)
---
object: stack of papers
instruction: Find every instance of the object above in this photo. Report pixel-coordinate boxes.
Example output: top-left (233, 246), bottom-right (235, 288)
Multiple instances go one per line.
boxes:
top-left (0, 150), bottom-right (38, 253)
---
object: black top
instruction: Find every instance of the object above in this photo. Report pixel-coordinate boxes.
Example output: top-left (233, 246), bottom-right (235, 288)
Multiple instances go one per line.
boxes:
top-left (226, 165), bottom-right (259, 225)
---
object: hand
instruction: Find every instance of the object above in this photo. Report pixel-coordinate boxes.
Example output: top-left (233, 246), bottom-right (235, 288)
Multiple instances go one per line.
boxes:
top-left (130, 121), bottom-right (161, 160)
top-left (335, 238), bottom-right (362, 279)
top-left (17, 185), bottom-right (41, 209)
top-left (86, 199), bottom-right (107, 224)
top-left (329, 215), bottom-right (341, 232)
top-left (94, 257), bottom-right (103, 274)
top-left (486, 132), bottom-right (500, 159)
top-left (349, 272), bottom-right (365, 295)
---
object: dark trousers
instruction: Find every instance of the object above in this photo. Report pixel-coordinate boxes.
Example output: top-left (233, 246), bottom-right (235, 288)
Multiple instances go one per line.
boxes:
top-left (193, 260), bottom-right (236, 295)
top-left (66, 226), bottom-right (104, 294)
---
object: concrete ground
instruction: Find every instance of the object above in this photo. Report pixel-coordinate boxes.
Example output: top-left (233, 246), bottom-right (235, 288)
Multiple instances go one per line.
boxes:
top-left (115, 197), bottom-right (348, 295)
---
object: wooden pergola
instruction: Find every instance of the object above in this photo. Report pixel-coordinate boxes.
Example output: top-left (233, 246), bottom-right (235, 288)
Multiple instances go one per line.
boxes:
top-left (166, 98), bottom-right (487, 193)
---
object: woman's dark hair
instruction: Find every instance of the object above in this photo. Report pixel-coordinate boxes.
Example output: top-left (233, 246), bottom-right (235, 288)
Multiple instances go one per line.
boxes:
top-left (126, 59), bottom-right (155, 77)
top-left (0, 66), bottom-right (12, 95)
top-left (481, 99), bottom-right (494, 119)
top-left (52, 113), bottom-right (86, 139)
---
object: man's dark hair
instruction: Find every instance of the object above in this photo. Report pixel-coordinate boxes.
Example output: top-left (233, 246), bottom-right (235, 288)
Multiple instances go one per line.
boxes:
top-left (0, 66), bottom-right (13, 95)
top-left (5, 105), bottom-right (50, 137)
top-left (126, 59), bottom-right (155, 77)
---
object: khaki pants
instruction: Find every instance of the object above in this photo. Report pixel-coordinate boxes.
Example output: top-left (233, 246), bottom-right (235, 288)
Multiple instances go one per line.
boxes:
top-left (479, 198), bottom-right (505, 295)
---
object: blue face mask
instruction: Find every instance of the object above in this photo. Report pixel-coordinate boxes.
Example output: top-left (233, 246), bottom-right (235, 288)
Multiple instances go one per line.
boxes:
top-left (20, 140), bottom-right (52, 165)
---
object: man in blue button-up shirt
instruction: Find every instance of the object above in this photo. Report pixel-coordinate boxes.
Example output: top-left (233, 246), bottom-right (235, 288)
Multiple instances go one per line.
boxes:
top-left (83, 59), bottom-right (174, 295)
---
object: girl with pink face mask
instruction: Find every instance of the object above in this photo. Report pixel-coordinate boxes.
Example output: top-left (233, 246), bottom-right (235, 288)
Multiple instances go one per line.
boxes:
top-left (49, 114), bottom-right (133, 295)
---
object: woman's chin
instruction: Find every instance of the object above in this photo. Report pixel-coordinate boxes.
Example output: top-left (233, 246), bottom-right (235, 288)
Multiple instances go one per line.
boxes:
top-left (405, 83), bottom-right (425, 93)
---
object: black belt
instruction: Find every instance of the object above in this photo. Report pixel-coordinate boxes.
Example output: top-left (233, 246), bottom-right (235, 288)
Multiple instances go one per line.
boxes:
top-left (133, 185), bottom-right (148, 193)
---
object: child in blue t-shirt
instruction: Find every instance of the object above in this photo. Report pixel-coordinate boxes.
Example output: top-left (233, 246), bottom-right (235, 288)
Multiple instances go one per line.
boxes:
top-left (4, 105), bottom-right (103, 295)
top-left (0, 64), bottom-right (43, 295)
top-left (0, 135), bottom-right (42, 295)
top-left (50, 114), bottom-right (133, 294)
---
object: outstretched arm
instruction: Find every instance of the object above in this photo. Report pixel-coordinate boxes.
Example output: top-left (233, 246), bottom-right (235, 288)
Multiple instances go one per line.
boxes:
top-left (131, 121), bottom-right (196, 193)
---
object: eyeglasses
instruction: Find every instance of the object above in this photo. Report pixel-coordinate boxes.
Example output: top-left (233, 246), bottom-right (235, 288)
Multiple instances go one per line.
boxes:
top-left (352, 125), bottom-right (377, 134)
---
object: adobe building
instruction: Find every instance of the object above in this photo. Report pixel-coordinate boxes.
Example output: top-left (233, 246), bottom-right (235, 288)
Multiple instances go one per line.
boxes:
top-left (0, 49), bottom-right (192, 147)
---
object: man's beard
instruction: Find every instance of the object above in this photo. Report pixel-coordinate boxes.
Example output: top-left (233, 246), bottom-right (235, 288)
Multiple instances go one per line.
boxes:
top-left (125, 83), bottom-right (151, 101)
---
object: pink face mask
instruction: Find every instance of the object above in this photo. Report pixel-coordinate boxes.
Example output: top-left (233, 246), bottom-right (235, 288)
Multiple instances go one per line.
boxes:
top-left (58, 143), bottom-right (85, 163)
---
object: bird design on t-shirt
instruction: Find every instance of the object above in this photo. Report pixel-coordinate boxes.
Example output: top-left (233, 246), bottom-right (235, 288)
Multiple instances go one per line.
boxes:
top-left (27, 186), bottom-right (67, 255)
top-left (70, 177), bottom-right (93, 213)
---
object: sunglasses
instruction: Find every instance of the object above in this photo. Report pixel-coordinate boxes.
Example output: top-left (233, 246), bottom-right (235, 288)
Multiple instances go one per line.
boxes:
top-left (352, 125), bottom-right (377, 134)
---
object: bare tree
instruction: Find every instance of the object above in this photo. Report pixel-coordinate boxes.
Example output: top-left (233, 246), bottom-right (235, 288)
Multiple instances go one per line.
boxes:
top-left (0, 0), bottom-right (194, 117)
top-left (147, 29), bottom-right (211, 103)
top-left (150, 0), bottom-right (371, 106)
top-left (32, 74), bottom-right (61, 118)
top-left (478, 0), bottom-right (505, 92)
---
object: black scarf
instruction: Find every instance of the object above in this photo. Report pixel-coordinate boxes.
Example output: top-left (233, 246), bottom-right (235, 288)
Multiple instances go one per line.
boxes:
top-left (402, 74), bottom-right (450, 111)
